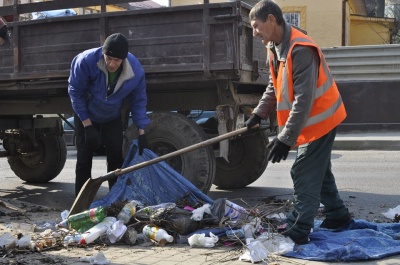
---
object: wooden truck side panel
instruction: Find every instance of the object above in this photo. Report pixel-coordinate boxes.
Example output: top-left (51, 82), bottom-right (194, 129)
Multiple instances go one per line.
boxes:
top-left (0, 1), bottom-right (268, 114)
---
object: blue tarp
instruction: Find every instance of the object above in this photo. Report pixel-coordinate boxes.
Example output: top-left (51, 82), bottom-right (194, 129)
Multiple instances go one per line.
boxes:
top-left (90, 140), bottom-right (213, 209)
top-left (283, 219), bottom-right (400, 261)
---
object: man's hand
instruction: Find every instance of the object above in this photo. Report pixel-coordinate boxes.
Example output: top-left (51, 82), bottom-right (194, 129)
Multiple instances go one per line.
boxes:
top-left (267, 138), bottom-right (291, 163)
top-left (138, 134), bottom-right (149, 156)
top-left (84, 125), bottom-right (101, 150)
top-left (245, 114), bottom-right (262, 129)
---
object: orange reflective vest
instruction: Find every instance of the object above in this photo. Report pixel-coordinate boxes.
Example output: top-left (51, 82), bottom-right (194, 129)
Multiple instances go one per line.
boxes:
top-left (269, 27), bottom-right (346, 146)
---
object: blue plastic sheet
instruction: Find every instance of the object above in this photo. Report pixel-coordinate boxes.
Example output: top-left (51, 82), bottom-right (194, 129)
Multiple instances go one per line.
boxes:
top-left (90, 140), bottom-right (213, 209)
top-left (283, 219), bottom-right (400, 261)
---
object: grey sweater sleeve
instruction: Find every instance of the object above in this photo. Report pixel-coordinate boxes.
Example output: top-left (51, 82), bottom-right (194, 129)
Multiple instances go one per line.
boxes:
top-left (278, 45), bottom-right (319, 146)
top-left (253, 75), bottom-right (277, 120)
top-left (253, 50), bottom-right (278, 119)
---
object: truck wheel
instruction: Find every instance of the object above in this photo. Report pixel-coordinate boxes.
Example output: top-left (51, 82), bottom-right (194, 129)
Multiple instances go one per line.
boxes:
top-left (7, 136), bottom-right (67, 183)
top-left (213, 130), bottom-right (269, 189)
top-left (123, 112), bottom-right (216, 193)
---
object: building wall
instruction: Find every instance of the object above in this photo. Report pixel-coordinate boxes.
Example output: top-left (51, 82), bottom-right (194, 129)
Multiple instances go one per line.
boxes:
top-left (350, 16), bottom-right (393, 44)
top-left (170, 0), bottom-right (345, 48)
top-left (165, 0), bottom-right (396, 47)
top-left (274, 0), bottom-right (343, 48)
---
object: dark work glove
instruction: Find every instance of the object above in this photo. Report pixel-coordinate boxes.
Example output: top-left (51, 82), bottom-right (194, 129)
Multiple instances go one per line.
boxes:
top-left (138, 134), bottom-right (149, 156)
top-left (267, 138), bottom-right (291, 163)
top-left (84, 125), bottom-right (101, 150)
top-left (245, 114), bottom-right (262, 129)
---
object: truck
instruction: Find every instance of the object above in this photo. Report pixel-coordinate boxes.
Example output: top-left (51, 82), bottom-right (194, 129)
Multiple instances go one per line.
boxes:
top-left (1, 0), bottom-right (400, 194)
top-left (0, 0), bottom-right (272, 193)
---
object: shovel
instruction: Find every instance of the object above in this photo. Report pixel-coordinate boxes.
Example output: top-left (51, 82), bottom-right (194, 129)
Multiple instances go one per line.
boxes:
top-left (68, 126), bottom-right (249, 215)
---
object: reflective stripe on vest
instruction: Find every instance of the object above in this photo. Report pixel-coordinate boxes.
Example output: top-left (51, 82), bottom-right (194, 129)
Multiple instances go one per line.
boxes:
top-left (269, 27), bottom-right (346, 146)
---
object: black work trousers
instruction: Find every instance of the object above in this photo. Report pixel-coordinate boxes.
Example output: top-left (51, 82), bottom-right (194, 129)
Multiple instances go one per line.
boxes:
top-left (74, 114), bottom-right (124, 196)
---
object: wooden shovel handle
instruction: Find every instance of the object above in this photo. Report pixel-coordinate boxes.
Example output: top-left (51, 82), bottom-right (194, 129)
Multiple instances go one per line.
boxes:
top-left (100, 126), bottom-right (249, 182)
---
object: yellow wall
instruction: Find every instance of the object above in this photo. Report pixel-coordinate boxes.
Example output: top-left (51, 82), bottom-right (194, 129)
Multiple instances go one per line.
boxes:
top-left (168, 0), bottom-right (395, 47)
top-left (170, 0), bottom-right (344, 47)
top-left (350, 16), bottom-right (393, 45)
top-left (274, 0), bottom-right (343, 48)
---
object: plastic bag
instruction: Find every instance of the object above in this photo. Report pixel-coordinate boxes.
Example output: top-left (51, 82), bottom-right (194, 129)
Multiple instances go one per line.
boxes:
top-left (382, 205), bottom-right (400, 219)
top-left (191, 204), bottom-right (211, 221)
top-left (16, 234), bottom-right (31, 248)
top-left (150, 206), bottom-right (201, 235)
top-left (79, 251), bottom-right (110, 264)
top-left (0, 232), bottom-right (16, 250)
top-left (107, 220), bottom-right (127, 244)
top-left (188, 232), bottom-right (219, 248)
top-left (239, 233), bottom-right (294, 263)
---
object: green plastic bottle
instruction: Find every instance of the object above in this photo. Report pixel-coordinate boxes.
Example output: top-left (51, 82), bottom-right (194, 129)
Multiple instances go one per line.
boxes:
top-left (58, 207), bottom-right (107, 232)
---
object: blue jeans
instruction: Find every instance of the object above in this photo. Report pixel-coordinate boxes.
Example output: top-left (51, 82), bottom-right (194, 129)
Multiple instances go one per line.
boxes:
top-left (286, 127), bottom-right (348, 238)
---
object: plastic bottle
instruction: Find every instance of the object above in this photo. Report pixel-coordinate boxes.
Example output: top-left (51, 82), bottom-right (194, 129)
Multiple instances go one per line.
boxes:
top-left (57, 206), bottom-right (107, 232)
top-left (63, 234), bottom-right (83, 245)
top-left (79, 217), bottom-right (117, 245)
top-left (117, 200), bottom-right (138, 224)
top-left (224, 200), bottom-right (249, 221)
top-left (226, 228), bottom-right (245, 240)
top-left (142, 225), bottom-right (173, 245)
top-left (136, 203), bottom-right (176, 220)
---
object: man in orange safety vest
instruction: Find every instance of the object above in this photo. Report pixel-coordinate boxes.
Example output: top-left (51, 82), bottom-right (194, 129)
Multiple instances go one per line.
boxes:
top-left (246, 0), bottom-right (352, 245)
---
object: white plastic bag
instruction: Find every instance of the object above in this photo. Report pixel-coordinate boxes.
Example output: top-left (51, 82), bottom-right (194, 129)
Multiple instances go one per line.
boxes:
top-left (79, 251), bottom-right (110, 264)
top-left (191, 204), bottom-right (211, 221)
top-left (0, 232), bottom-right (16, 250)
top-left (106, 220), bottom-right (127, 244)
top-left (188, 232), bottom-right (218, 248)
top-left (239, 233), bottom-right (294, 263)
top-left (16, 234), bottom-right (31, 248)
top-left (382, 205), bottom-right (400, 219)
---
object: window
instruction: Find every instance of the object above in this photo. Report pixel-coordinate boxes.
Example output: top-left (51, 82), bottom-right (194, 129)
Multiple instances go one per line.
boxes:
top-left (283, 12), bottom-right (300, 28)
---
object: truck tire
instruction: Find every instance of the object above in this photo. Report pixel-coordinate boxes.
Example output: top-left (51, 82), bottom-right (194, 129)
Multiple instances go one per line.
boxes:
top-left (7, 136), bottom-right (67, 183)
top-left (213, 130), bottom-right (269, 189)
top-left (123, 112), bottom-right (216, 193)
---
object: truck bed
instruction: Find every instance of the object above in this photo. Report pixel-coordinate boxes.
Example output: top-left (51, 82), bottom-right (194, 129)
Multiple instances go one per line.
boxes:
top-left (0, 1), bottom-right (268, 113)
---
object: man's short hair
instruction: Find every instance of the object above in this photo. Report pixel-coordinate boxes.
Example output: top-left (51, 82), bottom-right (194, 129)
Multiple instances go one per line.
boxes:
top-left (249, 0), bottom-right (285, 26)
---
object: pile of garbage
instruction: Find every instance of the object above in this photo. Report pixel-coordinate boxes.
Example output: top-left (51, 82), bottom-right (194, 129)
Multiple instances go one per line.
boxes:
top-left (0, 197), bottom-right (295, 263)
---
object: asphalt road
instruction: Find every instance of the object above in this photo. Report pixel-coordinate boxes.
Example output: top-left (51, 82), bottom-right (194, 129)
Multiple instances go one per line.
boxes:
top-left (1, 147), bottom-right (400, 222)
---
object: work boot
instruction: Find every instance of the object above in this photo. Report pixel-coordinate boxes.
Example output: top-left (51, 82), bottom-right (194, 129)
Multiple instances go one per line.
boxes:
top-left (320, 212), bottom-right (352, 230)
top-left (278, 223), bottom-right (309, 245)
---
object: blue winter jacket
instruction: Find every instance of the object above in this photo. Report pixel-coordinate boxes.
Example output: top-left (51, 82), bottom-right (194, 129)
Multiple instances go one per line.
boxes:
top-left (68, 47), bottom-right (150, 129)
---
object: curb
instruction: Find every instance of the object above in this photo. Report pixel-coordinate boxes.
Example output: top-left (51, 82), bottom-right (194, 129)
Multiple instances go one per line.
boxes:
top-left (333, 132), bottom-right (400, 150)
top-left (333, 139), bottom-right (400, 150)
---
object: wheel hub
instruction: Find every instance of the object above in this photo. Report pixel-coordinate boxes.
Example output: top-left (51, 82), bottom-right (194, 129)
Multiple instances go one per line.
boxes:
top-left (151, 139), bottom-right (183, 173)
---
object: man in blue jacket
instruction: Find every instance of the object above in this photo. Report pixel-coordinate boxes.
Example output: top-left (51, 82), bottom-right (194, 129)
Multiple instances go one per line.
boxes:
top-left (68, 33), bottom-right (150, 196)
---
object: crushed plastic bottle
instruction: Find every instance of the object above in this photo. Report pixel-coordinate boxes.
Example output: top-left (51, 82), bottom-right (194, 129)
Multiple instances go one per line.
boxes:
top-left (142, 225), bottom-right (173, 246)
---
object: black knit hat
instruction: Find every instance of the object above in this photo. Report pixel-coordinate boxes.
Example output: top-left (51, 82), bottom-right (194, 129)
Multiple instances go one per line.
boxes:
top-left (102, 33), bottom-right (128, 59)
